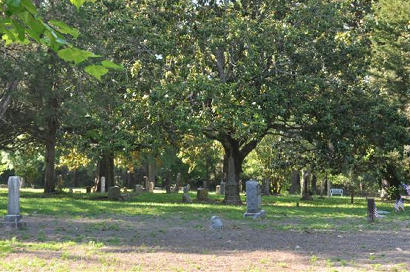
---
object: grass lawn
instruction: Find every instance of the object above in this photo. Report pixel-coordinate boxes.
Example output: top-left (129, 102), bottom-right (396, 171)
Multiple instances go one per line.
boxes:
top-left (0, 189), bottom-right (408, 271)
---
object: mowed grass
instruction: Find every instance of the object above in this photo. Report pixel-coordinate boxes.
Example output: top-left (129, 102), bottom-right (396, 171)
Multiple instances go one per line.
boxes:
top-left (0, 189), bottom-right (409, 272)
top-left (0, 188), bottom-right (408, 231)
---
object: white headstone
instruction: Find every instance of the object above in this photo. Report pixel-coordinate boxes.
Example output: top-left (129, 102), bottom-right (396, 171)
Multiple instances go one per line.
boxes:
top-left (101, 176), bottom-right (106, 193)
top-left (216, 185), bottom-right (221, 194)
top-left (148, 182), bottom-right (154, 193)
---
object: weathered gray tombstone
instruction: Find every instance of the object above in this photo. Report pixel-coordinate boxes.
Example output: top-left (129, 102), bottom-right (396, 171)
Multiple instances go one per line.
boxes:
top-left (4, 176), bottom-right (26, 228)
top-left (220, 182), bottom-right (226, 195)
top-left (100, 176), bottom-right (106, 193)
top-left (108, 186), bottom-right (122, 200)
top-left (143, 176), bottom-right (149, 192)
top-left (114, 176), bottom-right (121, 186)
top-left (210, 216), bottom-right (223, 230)
top-left (244, 180), bottom-right (265, 219)
top-left (182, 185), bottom-right (192, 203)
top-left (197, 188), bottom-right (208, 201)
top-left (262, 179), bottom-right (270, 195)
top-left (135, 184), bottom-right (144, 193)
top-left (216, 185), bottom-right (221, 194)
top-left (56, 174), bottom-right (64, 192)
top-left (174, 172), bottom-right (182, 193)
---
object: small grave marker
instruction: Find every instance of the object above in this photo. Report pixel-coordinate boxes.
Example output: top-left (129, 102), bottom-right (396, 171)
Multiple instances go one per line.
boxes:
top-left (197, 188), bottom-right (208, 201)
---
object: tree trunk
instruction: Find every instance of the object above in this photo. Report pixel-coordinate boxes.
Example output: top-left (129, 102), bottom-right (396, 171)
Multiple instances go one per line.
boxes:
top-left (224, 150), bottom-right (242, 204)
top-left (351, 188), bottom-right (354, 204)
top-left (43, 100), bottom-right (57, 193)
top-left (320, 175), bottom-right (325, 197)
top-left (148, 159), bottom-right (156, 187)
top-left (222, 141), bottom-right (243, 205)
top-left (301, 169), bottom-right (313, 200)
top-left (311, 174), bottom-right (317, 195)
top-left (327, 175), bottom-right (331, 197)
top-left (97, 151), bottom-right (114, 192)
top-left (44, 136), bottom-right (56, 193)
top-left (289, 170), bottom-right (300, 194)
top-left (72, 170), bottom-right (78, 187)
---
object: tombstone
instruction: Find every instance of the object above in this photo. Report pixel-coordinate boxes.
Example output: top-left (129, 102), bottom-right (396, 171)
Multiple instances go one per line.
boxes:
top-left (19, 177), bottom-right (25, 188)
top-left (114, 176), bottom-right (121, 186)
top-left (394, 198), bottom-right (405, 212)
top-left (262, 179), bottom-right (270, 195)
top-left (174, 172), bottom-right (182, 193)
top-left (56, 175), bottom-right (64, 192)
top-left (4, 176), bottom-right (26, 228)
top-left (216, 185), bottom-right (221, 194)
top-left (197, 188), bottom-right (208, 201)
top-left (182, 185), bottom-right (192, 203)
top-left (100, 176), bottom-right (106, 193)
top-left (69, 187), bottom-right (74, 194)
top-left (220, 182), bottom-right (226, 195)
top-left (143, 176), bottom-right (149, 192)
top-left (164, 178), bottom-right (171, 194)
top-left (108, 186), bottom-right (122, 200)
top-left (148, 182), bottom-right (154, 193)
top-left (210, 216), bottom-right (223, 230)
top-left (171, 184), bottom-right (180, 193)
top-left (244, 180), bottom-right (265, 219)
top-left (135, 184), bottom-right (144, 193)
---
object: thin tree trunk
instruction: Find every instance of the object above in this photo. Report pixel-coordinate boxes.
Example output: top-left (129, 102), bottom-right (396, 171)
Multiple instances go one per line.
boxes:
top-left (350, 170), bottom-right (356, 204)
top-left (311, 174), bottom-right (317, 195)
top-left (301, 169), bottom-right (313, 200)
top-left (148, 159), bottom-right (156, 187)
top-left (289, 170), bottom-right (300, 194)
top-left (351, 188), bottom-right (354, 204)
top-left (44, 136), bottom-right (56, 193)
top-left (327, 174), bottom-right (331, 197)
top-left (320, 175), bottom-right (325, 197)
top-left (43, 96), bottom-right (58, 193)
top-left (72, 170), bottom-right (78, 187)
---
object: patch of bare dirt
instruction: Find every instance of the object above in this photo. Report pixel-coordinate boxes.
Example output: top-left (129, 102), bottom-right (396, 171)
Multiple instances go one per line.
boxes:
top-left (1, 215), bottom-right (409, 271)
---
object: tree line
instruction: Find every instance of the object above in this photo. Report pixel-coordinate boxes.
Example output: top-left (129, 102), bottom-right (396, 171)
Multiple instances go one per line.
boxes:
top-left (0, 0), bottom-right (408, 203)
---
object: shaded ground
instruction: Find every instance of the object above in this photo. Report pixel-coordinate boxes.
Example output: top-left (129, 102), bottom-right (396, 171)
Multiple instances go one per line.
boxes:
top-left (0, 214), bottom-right (409, 271)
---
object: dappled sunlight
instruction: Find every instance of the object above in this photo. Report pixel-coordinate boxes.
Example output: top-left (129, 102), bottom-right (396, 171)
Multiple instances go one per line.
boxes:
top-left (0, 189), bottom-right (409, 271)
top-left (1, 189), bottom-right (408, 232)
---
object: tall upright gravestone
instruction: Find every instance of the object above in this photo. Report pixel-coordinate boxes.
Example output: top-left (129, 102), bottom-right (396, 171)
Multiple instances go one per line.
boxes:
top-left (220, 182), bottom-right (226, 195)
top-left (244, 180), bottom-right (265, 219)
top-left (101, 176), bottom-right (106, 193)
top-left (4, 176), bottom-right (26, 228)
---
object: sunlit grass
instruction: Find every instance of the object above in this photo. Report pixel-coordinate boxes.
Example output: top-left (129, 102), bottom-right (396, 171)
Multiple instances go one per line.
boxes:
top-left (0, 188), bottom-right (408, 231)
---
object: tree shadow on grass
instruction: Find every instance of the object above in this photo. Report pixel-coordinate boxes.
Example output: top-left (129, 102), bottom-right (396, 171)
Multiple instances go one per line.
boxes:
top-left (0, 214), bottom-right (408, 271)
